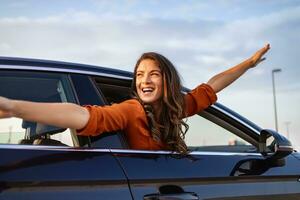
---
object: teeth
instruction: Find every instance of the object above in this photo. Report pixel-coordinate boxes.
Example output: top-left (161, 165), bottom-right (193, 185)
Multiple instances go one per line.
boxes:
top-left (142, 88), bottom-right (153, 93)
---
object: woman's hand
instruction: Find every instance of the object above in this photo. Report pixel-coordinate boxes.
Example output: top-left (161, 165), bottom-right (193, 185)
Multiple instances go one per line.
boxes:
top-left (249, 43), bottom-right (270, 68)
top-left (207, 43), bottom-right (271, 93)
top-left (0, 96), bottom-right (14, 118)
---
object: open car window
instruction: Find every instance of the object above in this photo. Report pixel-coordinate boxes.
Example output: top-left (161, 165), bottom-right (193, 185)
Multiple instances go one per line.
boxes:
top-left (0, 70), bottom-right (79, 147)
top-left (93, 76), bottom-right (132, 105)
top-left (89, 76), bottom-right (132, 149)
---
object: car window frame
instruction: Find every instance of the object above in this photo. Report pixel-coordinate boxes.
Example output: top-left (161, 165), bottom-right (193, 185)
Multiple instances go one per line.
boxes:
top-left (89, 74), bottom-right (261, 153)
top-left (0, 69), bottom-right (79, 147)
top-left (70, 73), bottom-right (130, 149)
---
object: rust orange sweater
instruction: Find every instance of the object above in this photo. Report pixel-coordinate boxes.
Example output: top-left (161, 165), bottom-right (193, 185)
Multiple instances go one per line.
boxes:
top-left (77, 83), bottom-right (217, 150)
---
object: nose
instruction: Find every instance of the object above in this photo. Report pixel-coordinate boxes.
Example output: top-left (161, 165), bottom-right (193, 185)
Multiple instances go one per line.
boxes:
top-left (141, 74), bottom-right (151, 84)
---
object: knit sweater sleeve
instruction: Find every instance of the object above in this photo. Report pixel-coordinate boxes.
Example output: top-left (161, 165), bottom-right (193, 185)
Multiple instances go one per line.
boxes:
top-left (184, 83), bottom-right (217, 117)
top-left (77, 99), bottom-right (141, 136)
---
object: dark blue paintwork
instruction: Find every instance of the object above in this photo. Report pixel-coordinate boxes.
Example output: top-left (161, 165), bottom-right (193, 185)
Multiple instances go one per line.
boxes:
top-left (0, 147), bottom-right (132, 200)
top-left (0, 56), bottom-right (133, 78)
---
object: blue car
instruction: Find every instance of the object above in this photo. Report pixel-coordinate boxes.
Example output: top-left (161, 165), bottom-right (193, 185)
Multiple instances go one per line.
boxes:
top-left (0, 57), bottom-right (300, 199)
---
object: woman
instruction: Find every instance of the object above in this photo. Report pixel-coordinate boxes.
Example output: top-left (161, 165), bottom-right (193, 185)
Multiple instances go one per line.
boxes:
top-left (0, 44), bottom-right (270, 154)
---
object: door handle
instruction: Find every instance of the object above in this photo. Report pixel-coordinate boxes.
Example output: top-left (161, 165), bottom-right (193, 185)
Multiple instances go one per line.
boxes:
top-left (144, 192), bottom-right (199, 200)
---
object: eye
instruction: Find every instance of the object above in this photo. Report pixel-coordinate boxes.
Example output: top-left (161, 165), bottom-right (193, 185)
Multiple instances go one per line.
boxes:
top-left (151, 72), bottom-right (161, 77)
top-left (136, 73), bottom-right (143, 77)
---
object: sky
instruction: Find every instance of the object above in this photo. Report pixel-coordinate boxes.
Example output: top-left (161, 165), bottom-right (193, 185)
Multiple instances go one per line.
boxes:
top-left (0, 0), bottom-right (299, 149)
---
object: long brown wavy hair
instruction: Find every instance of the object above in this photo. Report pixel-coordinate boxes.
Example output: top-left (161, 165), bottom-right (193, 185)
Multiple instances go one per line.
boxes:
top-left (132, 52), bottom-right (189, 154)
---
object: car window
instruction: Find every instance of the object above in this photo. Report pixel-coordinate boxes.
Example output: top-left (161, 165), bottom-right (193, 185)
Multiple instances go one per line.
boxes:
top-left (90, 76), bottom-right (131, 148)
top-left (0, 71), bottom-right (79, 147)
top-left (184, 112), bottom-right (256, 152)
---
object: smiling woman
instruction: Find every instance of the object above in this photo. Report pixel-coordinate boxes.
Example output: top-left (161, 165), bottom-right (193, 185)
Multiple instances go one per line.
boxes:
top-left (132, 52), bottom-right (189, 153)
top-left (0, 44), bottom-right (270, 154)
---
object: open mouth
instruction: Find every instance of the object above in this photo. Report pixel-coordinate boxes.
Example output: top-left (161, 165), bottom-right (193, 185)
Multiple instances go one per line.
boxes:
top-left (142, 87), bottom-right (154, 93)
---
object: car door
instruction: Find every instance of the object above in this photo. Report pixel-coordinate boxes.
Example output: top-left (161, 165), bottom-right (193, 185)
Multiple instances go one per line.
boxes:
top-left (112, 111), bottom-right (300, 200)
top-left (90, 75), bottom-right (300, 199)
top-left (0, 69), bottom-right (132, 200)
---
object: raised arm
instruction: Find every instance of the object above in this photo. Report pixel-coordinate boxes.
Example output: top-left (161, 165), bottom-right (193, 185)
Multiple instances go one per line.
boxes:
top-left (207, 44), bottom-right (270, 93)
top-left (0, 96), bottom-right (89, 129)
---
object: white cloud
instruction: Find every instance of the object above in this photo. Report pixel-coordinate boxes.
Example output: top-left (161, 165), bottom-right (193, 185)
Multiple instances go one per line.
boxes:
top-left (194, 54), bottom-right (228, 67)
top-left (0, 43), bottom-right (11, 52)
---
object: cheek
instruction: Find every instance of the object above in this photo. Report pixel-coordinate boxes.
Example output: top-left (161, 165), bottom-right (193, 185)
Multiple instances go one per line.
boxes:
top-left (135, 79), bottom-right (140, 90)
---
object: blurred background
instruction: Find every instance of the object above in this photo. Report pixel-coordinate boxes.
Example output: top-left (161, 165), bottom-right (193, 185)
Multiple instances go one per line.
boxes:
top-left (0, 0), bottom-right (299, 150)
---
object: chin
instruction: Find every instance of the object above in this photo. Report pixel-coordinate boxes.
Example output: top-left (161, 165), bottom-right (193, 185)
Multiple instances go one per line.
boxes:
top-left (137, 92), bottom-right (161, 105)
top-left (140, 98), bottom-right (154, 104)
top-left (138, 96), bottom-right (154, 104)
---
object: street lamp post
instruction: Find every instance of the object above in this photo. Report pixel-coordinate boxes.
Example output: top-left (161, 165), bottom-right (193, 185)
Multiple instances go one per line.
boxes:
top-left (272, 68), bottom-right (282, 132)
top-left (284, 121), bottom-right (291, 139)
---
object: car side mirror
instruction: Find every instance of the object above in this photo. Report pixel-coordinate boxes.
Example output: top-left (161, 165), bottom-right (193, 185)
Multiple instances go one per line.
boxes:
top-left (259, 129), bottom-right (293, 161)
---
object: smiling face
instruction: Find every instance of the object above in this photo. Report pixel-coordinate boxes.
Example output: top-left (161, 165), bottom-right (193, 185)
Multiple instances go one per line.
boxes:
top-left (135, 59), bottom-right (163, 107)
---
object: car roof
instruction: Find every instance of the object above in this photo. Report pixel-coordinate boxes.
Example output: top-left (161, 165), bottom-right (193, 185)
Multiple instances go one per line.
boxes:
top-left (0, 56), bottom-right (133, 79)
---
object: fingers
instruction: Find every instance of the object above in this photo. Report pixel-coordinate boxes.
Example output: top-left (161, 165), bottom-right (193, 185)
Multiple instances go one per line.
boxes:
top-left (260, 57), bottom-right (266, 62)
top-left (258, 44), bottom-right (270, 54)
top-left (252, 57), bottom-right (266, 67)
top-left (257, 43), bottom-right (271, 57)
top-left (0, 97), bottom-right (14, 119)
top-left (261, 43), bottom-right (270, 54)
top-left (0, 96), bottom-right (13, 112)
top-left (265, 43), bottom-right (270, 50)
top-left (0, 110), bottom-right (12, 119)
top-left (250, 44), bottom-right (270, 67)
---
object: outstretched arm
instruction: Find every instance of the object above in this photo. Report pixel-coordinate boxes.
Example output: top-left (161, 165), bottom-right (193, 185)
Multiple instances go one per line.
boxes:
top-left (207, 44), bottom-right (270, 93)
top-left (0, 96), bottom-right (89, 129)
